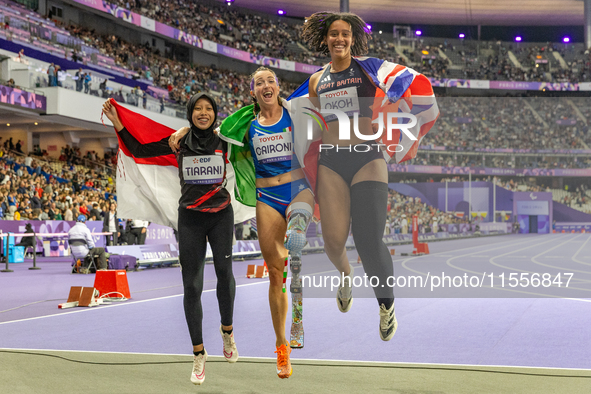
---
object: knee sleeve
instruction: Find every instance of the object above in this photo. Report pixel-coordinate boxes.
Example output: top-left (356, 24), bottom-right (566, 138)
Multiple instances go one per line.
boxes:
top-left (350, 181), bottom-right (394, 301)
top-left (350, 181), bottom-right (388, 244)
top-left (285, 202), bottom-right (313, 254)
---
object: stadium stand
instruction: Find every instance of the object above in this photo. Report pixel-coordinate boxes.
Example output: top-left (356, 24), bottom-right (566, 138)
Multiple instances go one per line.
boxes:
top-left (86, 0), bottom-right (591, 82)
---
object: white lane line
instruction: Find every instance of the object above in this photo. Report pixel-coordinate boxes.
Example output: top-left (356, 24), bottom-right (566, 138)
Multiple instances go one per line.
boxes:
top-left (401, 237), bottom-right (528, 276)
top-left (400, 237), bottom-right (563, 299)
top-left (529, 235), bottom-right (591, 279)
top-left (445, 236), bottom-right (557, 277)
top-left (2, 347), bottom-right (591, 372)
top-left (571, 235), bottom-right (591, 267)
top-left (487, 234), bottom-right (575, 275)
top-left (489, 234), bottom-right (591, 294)
top-left (0, 263), bottom-right (361, 326)
top-left (0, 280), bottom-right (269, 326)
top-left (444, 235), bottom-right (591, 297)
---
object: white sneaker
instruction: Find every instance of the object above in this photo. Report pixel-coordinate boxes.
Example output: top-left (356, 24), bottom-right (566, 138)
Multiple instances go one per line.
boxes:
top-left (379, 301), bottom-right (398, 341)
top-left (190, 350), bottom-right (207, 385)
top-left (220, 326), bottom-right (238, 363)
top-left (337, 266), bottom-right (354, 313)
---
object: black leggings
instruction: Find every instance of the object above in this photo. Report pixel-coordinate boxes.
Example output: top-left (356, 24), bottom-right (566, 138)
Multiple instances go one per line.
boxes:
top-left (178, 205), bottom-right (235, 346)
top-left (350, 181), bottom-right (394, 307)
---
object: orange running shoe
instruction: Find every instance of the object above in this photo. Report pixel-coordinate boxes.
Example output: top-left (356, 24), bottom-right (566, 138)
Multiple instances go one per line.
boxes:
top-left (275, 344), bottom-right (292, 379)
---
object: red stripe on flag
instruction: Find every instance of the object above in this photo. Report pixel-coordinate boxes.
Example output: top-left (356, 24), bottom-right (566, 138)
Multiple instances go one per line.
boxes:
top-left (303, 140), bottom-right (322, 195)
top-left (110, 99), bottom-right (178, 168)
top-left (384, 65), bottom-right (408, 84)
top-left (408, 75), bottom-right (435, 96)
top-left (418, 118), bottom-right (438, 140)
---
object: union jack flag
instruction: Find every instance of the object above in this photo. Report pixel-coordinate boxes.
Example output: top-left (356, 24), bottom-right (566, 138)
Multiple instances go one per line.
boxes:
top-left (286, 56), bottom-right (439, 193)
top-left (354, 56), bottom-right (439, 164)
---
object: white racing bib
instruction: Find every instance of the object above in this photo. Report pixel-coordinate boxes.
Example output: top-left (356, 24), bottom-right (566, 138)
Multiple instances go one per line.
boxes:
top-left (320, 87), bottom-right (360, 121)
top-left (252, 131), bottom-right (292, 164)
top-left (182, 155), bottom-right (224, 185)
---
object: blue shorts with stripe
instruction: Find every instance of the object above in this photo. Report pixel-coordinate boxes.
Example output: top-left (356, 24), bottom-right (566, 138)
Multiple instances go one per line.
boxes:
top-left (256, 178), bottom-right (311, 218)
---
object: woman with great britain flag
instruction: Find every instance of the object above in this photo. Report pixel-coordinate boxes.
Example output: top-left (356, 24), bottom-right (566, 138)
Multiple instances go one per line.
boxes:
top-left (102, 93), bottom-right (240, 386)
top-left (296, 11), bottom-right (439, 341)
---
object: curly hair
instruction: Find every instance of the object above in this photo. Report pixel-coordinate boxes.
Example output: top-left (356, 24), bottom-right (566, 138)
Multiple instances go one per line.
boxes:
top-left (301, 11), bottom-right (371, 56)
top-left (249, 66), bottom-right (282, 116)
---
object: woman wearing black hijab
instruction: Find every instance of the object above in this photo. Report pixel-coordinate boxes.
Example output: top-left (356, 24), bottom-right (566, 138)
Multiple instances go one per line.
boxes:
top-left (102, 94), bottom-right (237, 385)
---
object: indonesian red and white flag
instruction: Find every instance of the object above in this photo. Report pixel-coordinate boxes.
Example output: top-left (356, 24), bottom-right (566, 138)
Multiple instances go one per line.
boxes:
top-left (111, 100), bottom-right (255, 229)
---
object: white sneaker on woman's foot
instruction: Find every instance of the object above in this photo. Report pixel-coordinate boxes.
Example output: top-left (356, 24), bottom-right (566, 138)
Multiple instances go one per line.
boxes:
top-left (220, 326), bottom-right (239, 363)
top-left (337, 266), bottom-right (354, 313)
top-left (190, 350), bottom-right (207, 385)
top-left (379, 301), bottom-right (398, 341)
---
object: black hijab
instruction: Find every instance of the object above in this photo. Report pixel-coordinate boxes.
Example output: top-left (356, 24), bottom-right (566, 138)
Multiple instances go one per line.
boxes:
top-left (182, 93), bottom-right (218, 154)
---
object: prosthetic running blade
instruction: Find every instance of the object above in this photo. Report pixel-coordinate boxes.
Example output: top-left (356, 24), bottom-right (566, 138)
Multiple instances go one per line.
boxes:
top-left (290, 253), bottom-right (304, 348)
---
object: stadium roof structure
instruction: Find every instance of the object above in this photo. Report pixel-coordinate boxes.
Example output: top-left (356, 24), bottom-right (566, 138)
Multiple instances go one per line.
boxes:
top-left (228, 0), bottom-right (585, 26)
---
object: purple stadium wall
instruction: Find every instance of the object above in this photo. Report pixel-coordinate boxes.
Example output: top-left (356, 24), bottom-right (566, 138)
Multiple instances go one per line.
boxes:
top-left (388, 182), bottom-right (513, 222)
top-left (552, 202), bottom-right (591, 222)
top-left (388, 183), bottom-right (586, 231)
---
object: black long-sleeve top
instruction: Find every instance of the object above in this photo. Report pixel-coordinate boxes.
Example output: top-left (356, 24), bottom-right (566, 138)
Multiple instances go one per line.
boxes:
top-left (117, 127), bottom-right (231, 213)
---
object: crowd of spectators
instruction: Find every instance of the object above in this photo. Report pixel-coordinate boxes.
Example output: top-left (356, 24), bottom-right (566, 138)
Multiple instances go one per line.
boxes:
top-left (64, 25), bottom-right (298, 117)
top-left (396, 175), bottom-right (553, 194)
top-left (0, 140), bottom-right (157, 243)
top-left (510, 43), bottom-right (591, 84)
top-left (14, 138), bottom-right (118, 170)
top-left (385, 189), bottom-right (469, 235)
top-left (115, 0), bottom-right (320, 64)
top-left (102, 0), bottom-right (591, 83)
top-left (440, 41), bottom-right (549, 82)
top-left (421, 97), bottom-right (590, 151)
top-left (490, 178), bottom-right (591, 213)
top-left (4, 0), bottom-right (591, 116)
top-left (552, 183), bottom-right (590, 211)
top-left (407, 151), bottom-right (591, 170)
top-left (4, 0), bottom-right (590, 119)
top-left (560, 189), bottom-right (590, 211)
top-left (0, 145), bottom-right (117, 223)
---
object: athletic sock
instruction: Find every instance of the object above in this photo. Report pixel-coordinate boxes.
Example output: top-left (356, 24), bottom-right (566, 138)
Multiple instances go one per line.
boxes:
top-left (193, 350), bottom-right (205, 357)
top-left (378, 298), bottom-right (394, 310)
top-left (222, 328), bottom-right (233, 335)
